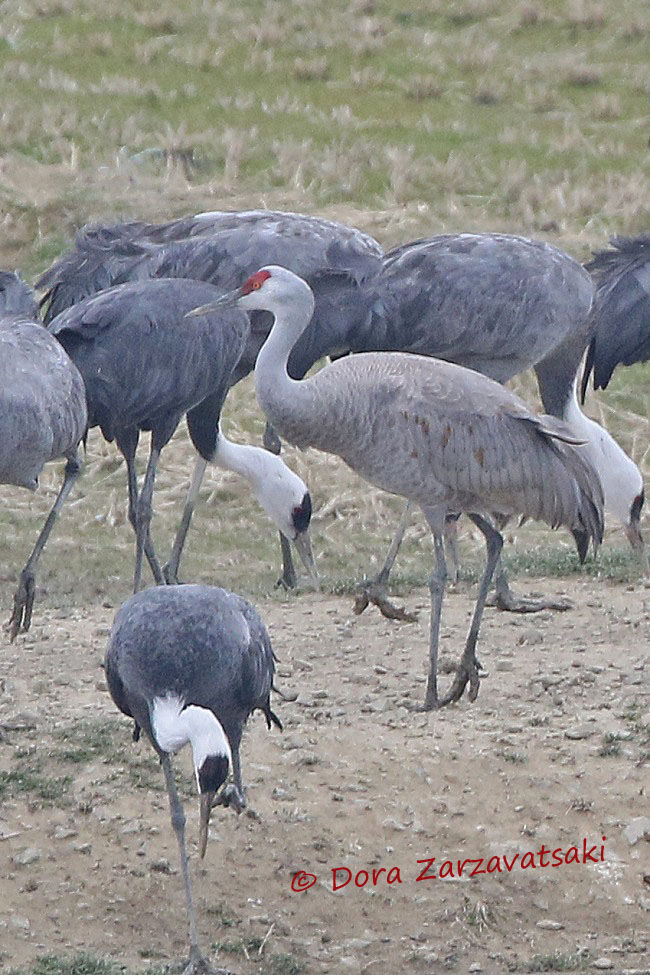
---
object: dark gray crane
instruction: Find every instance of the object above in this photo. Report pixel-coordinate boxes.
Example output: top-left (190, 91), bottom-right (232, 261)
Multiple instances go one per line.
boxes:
top-left (105, 583), bottom-right (281, 975)
top-left (47, 278), bottom-right (251, 593)
top-left (37, 209), bottom-right (383, 587)
top-left (0, 271), bottom-right (87, 639)
top-left (188, 266), bottom-right (604, 710)
top-left (581, 233), bottom-right (650, 395)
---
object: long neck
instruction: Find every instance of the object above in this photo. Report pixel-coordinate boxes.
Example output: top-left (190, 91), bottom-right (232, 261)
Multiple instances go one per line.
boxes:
top-left (254, 294), bottom-right (319, 445)
top-left (562, 381), bottom-right (643, 527)
top-left (214, 430), bottom-right (268, 483)
top-left (151, 695), bottom-right (231, 770)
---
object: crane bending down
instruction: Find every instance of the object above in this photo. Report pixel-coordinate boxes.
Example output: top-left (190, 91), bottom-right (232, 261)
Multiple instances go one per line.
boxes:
top-left (105, 583), bottom-right (281, 975)
top-left (188, 267), bottom-right (604, 709)
top-left (47, 278), bottom-right (316, 592)
top-left (0, 271), bottom-right (87, 638)
top-left (581, 233), bottom-right (650, 396)
top-left (37, 209), bottom-right (383, 586)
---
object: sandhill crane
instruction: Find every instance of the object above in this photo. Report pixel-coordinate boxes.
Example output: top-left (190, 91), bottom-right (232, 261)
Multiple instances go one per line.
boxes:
top-left (105, 583), bottom-right (281, 974)
top-left (581, 233), bottom-right (650, 395)
top-left (37, 209), bottom-right (383, 587)
top-left (46, 278), bottom-right (316, 592)
top-left (318, 234), bottom-right (644, 613)
top-left (188, 266), bottom-right (604, 709)
top-left (0, 272), bottom-right (87, 638)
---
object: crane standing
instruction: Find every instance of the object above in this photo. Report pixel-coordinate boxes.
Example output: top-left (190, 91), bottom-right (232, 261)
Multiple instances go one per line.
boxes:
top-left (105, 583), bottom-right (281, 974)
top-left (0, 271), bottom-right (87, 638)
top-left (37, 209), bottom-right (382, 586)
top-left (188, 266), bottom-right (603, 709)
top-left (47, 278), bottom-right (316, 592)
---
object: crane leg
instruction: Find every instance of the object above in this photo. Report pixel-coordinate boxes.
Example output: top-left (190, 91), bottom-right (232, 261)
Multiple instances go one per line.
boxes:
top-left (6, 454), bottom-right (82, 641)
top-left (163, 456), bottom-right (208, 585)
top-left (262, 424), bottom-right (299, 589)
top-left (276, 533), bottom-right (298, 589)
top-left (421, 533), bottom-right (448, 710)
top-left (120, 437), bottom-right (165, 586)
top-left (353, 500), bottom-right (418, 622)
top-left (439, 514), bottom-right (502, 706)
top-left (160, 755), bottom-right (227, 975)
top-left (487, 558), bottom-right (572, 613)
top-left (133, 445), bottom-right (162, 593)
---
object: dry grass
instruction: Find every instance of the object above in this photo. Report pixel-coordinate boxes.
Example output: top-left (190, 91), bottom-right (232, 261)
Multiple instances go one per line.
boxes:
top-left (0, 0), bottom-right (648, 614)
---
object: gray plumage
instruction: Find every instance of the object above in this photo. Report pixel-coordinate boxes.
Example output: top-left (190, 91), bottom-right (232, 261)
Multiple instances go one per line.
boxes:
top-left (105, 583), bottom-right (280, 972)
top-left (37, 211), bottom-right (383, 381)
top-left (47, 278), bottom-right (249, 590)
top-left (0, 270), bottom-right (40, 321)
top-left (265, 350), bottom-right (603, 549)
top-left (219, 265), bottom-right (604, 708)
top-left (581, 233), bottom-right (650, 395)
top-left (105, 583), bottom-right (280, 781)
top-left (37, 209), bottom-right (382, 587)
top-left (0, 275), bottom-right (87, 637)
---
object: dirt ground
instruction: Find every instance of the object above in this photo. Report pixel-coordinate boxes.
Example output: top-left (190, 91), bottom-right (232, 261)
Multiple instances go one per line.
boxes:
top-left (0, 574), bottom-right (649, 974)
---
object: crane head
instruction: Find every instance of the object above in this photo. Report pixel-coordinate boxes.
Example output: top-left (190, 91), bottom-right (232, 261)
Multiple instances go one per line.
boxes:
top-left (185, 266), bottom-right (315, 338)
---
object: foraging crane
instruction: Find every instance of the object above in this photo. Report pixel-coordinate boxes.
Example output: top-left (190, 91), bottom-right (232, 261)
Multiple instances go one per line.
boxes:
top-left (581, 233), bottom-right (650, 395)
top-left (188, 266), bottom-right (604, 709)
top-left (105, 583), bottom-right (281, 975)
top-left (47, 278), bottom-right (316, 592)
top-left (0, 271), bottom-right (87, 638)
top-left (37, 208), bottom-right (382, 586)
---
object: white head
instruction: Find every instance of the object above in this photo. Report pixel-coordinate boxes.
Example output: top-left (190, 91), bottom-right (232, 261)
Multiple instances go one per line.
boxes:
top-left (151, 694), bottom-right (232, 857)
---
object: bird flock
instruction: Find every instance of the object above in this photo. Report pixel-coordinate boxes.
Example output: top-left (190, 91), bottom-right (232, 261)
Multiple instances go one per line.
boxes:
top-left (1, 211), bottom-right (648, 973)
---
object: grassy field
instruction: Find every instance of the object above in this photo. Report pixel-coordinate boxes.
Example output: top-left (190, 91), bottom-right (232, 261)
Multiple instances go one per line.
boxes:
top-left (0, 6), bottom-right (648, 971)
top-left (0, 0), bottom-right (647, 609)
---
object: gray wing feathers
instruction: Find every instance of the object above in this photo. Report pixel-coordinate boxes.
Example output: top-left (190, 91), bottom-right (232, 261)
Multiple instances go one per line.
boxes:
top-left (298, 353), bottom-right (603, 550)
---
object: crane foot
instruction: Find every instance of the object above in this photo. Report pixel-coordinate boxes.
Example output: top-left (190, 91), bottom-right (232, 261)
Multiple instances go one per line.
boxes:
top-left (438, 657), bottom-right (484, 706)
top-left (353, 582), bottom-right (418, 623)
top-left (6, 569), bottom-right (36, 642)
top-left (215, 783), bottom-right (246, 814)
top-left (180, 950), bottom-right (231, 975)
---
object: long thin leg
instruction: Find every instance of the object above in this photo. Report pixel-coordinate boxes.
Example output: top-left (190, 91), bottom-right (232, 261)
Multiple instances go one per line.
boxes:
top-left (439, 513), bottom-right (503, 707)
top-left (133, 444), bottom-right (161, 593)
top-left (421, 532), bottom-right (448, 711)
top-left (7, 454), bottom-right (82, 640)
top-left (120, 435), bottom-right (165, 586)
top-left (163, 456), bottom-right (208, 584)
top-left (277, 533), bottom-right (297, 589)
top-left (160, 755), bottom-right (224, 975)
top-left (353, 500), bottom-right (418, 622)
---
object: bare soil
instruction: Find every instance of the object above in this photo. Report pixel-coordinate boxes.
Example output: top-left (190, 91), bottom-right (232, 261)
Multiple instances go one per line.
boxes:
top-left (0, 574), bottom-right (648, 974)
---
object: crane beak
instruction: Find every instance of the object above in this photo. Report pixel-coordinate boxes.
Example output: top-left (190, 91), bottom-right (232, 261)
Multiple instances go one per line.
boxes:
top-left (293, 530), bottom-right (320, 589)
top-left (198, 790), bottom-right (216, 858)
top-left (185, 287), bottom-right (243, 318)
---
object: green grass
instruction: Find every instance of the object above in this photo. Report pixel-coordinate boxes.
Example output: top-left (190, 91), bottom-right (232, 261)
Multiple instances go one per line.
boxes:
top-left (7, 954), bottom-right (171, 975)
top-left (0, 760), bottom-right (72, 807)
top-left (519, 951), bottom-right (591, 972)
